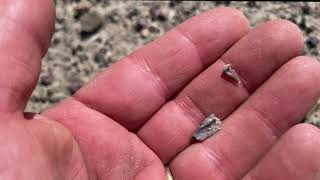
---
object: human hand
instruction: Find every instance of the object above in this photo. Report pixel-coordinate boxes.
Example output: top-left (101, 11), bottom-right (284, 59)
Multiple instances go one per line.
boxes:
top-left (1, 1), bottom-right (320, 180)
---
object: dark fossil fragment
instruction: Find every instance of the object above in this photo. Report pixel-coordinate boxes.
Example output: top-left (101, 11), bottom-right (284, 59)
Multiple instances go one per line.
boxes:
top-left (223, 64), bottom-right (241, 85)
top-left (193, 113), bottom-right (222, 141)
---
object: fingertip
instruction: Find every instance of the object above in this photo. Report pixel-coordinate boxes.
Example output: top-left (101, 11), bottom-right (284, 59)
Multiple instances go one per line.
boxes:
top-left (284, 123), bottom-right (320, 160)
top-left (4, 0), bottom-right (56, 54)
top-left (262, 19), bottom-right (304, 55)
top-left (211, 7), bottom-right (249, 24)
top-left (281, 56), bottom-right (320, 90)
top-left (206, 7), bottom-right (250, 32)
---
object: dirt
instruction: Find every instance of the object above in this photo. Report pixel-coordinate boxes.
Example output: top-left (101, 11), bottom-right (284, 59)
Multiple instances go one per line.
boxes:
top-left (26, 1), bottom-right (320, 126)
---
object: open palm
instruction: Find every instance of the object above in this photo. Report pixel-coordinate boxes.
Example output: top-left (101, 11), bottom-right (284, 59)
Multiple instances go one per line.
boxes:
top-left (1, 1), bottom-right (320, 180)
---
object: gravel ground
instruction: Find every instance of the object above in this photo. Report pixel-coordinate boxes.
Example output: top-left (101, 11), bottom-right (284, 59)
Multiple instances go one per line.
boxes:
top-left (26, 1), bottom-right (320, 126)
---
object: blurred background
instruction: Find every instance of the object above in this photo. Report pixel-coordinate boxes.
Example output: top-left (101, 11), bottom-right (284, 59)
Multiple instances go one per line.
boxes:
top-left (26, 1), bottom-right (320, 126)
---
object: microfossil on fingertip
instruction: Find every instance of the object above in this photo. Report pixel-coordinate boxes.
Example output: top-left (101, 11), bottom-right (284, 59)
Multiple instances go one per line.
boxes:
top-left (193, 113), bottom-right (222, 142)
top-left (165, 166), bottom-right (174, 180)
top-left (223, 64), bottom-right (241, 85)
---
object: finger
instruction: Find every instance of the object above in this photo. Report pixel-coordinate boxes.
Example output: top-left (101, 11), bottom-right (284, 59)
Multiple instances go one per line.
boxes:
top-left (170, 56), bottom-right (320, 180)
top-left (138, 19), bottom-right (303, 163)
top-left (71, 8), bottom-right (249, 131)
top-left (244, 124), bottom-right (320, 180)
top-left (0, 0), bottom-right (55, 113)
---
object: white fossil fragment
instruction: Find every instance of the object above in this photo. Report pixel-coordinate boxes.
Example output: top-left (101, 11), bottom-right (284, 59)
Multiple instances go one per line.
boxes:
top-left (223, 64), bottom-right (241, 84)
top-left (193, 113), bottom-right (222, 141)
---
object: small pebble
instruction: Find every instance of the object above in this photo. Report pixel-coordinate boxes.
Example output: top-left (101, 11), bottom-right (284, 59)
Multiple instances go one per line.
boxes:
top-left (127, 8), bottom-right (139, 19)
top-left (107, 9), bottom-right (120, 23)
top-left (40, 72), bottom-right (54, 86)
top-left (302, 4), bottom-right (311, 14)
top-left (149, 26), bottom-right (160, 33)
top-left (306, 36), bottom-right (319, 49)
top-left (73, 1), bottom-right (90, 19)
top-left (169, 1), bottom-right (182, 8)
top-left (80, 11), bottom-right (103, 38)
top-left (67, 80), bottom-right (83, 95)
top-left (247, 1), bottom-right (257, 7)
top-left (141, 29), bottom-right (150, 38)
top-left (94, 52), bottom-right (105, 64)
top-left (135, 18), bottom-right (149, 32)
top-left (150, 6), bottom-right (168, 21)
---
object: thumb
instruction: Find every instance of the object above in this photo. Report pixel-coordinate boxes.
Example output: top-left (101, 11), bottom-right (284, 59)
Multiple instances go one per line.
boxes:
top-left (0, 0), bottom-right (55, 114)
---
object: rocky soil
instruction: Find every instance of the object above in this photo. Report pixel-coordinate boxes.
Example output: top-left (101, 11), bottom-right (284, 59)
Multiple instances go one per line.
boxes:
top-left (26, 1), bottom-right (320, 126)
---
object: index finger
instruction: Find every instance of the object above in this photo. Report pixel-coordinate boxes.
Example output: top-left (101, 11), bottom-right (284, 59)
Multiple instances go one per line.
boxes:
top-left (71, 8), bottom-right (249, 131)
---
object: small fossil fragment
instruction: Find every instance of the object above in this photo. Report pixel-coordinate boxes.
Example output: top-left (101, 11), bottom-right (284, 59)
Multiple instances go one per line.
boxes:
top-left (165, 166), bottom-right (175, 180)
top-left (223, 64), bottom-right (241, 84)
top-left (193, 113), bottom-right (222, 141)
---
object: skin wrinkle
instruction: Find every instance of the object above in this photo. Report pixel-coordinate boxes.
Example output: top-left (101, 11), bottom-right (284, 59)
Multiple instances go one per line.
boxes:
top-left (46, 121), bottom-right (60, 179)
top-left (29, 119), bottom-right (83, 180)
top-left (130, 134), bottom-right (155, 180)
top-left (175, 94), bottom-right (205, 127)
top-left (0, 28), bottom-right (40, 80)
top-left (200, 144), bottom-right (235, 180)
top-left (43, 100), bottom-right (91, 179)
top-left (0, 11), bottom-right (46, 55)
top-left (174, 28), bottom-right (204, 69)
top-left (71, 161), bottom-right (87, 180)
top-left (0, 87), bottom-right (21, 113)
top-left (249, 104), bottom-right (282, 139)
top-left (178, 11), bottom-right (225, 55)
top-left (130, 54), bottom-right (170, 100)
top-left (0, 55), bottom-right (39, 103)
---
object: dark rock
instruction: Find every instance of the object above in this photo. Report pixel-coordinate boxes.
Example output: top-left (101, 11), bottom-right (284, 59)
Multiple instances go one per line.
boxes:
top-left (40, 72), bottom-right (54, 86)
top-left (305, 27), bottom-right (314, 34)
top-left (135, 18), bottom-right (149, 32)
top-left (312, 50), bottom-right (319, 56)
top-left (297, 16), bottom-right (314, 34)
top-left (100, 48), bottom-right (108, 54)
top-left (80, 11), bottom-right (103, 39)
top-left (298, 17), bottom-right (307, 30)
top-left (107, 9), bottom-right (120, 23)
top-left (288, 15), bottom-right (297, 24)
top-left (47, 89), bottom-right (53, 98)
top-left (71, 62), bottom-right (78, 67)
top-left (73, 2), bottom-right (90, 20)
top-left (100, 57), bottom-right (114, 68)
top-left (169, 1), bottom-right (182, 8)
top-left (306, 36), bottom-right (319, 49)
top-left (95, 38), bottom-right (103, 43)
top-left (78, 54), bottom-right (88, 63)
top-left (71, 45), bottom-right (83, 55)
top-left (149, 26), bottom-right (160, 33)
top-left (67, 79), bottom-right (83, 95)
top-left (94, 52), bottom-right (105, 64)
top-left (52, 37), bottom-right (60, 45)
top-left (302, 4), bottom-right (311, 14)
top-left (214, 1), bottom-right (231, 6)
top-left (127, 8), bottom-right (140, 19)
top-left (74, 8), bottom-right (88, 20)
top-left (247, 1), bottom-right (256, 8)
top-left (150, 6), bottom-right (168, 21)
